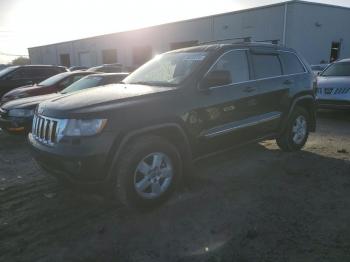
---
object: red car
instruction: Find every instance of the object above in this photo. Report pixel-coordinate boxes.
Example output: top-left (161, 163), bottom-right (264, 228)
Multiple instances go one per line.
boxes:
top-left (0, 71), bottom-right (94, 104)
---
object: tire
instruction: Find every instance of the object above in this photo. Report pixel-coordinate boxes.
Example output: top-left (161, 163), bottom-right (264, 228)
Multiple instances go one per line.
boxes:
top-left (276, 106), bottom-right (310, 152)
top-left (111, 135), bottom-right (182, 209)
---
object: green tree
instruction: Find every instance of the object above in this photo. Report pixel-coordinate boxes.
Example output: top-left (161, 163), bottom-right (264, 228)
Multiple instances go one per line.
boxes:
top-left (11, 56), bottom-right (30, 65)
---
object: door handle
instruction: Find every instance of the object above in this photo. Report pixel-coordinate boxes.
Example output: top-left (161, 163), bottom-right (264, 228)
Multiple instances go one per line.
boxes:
top-left (243, 86), bottom-right (257, 93)
top-left (283, 79), bottom-right (294, 85)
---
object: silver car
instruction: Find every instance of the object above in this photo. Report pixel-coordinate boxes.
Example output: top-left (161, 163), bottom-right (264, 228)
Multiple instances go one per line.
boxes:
top-left (316, 59), bottom-right (350, 110)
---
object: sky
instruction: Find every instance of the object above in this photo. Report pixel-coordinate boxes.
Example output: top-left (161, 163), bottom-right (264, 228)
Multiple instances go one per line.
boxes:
top-left (0, 0), bottom-right (350, 64)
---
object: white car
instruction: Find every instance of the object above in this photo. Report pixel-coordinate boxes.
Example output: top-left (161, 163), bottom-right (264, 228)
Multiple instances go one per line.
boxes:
top-left (316, 59), bottom-right (350, 110)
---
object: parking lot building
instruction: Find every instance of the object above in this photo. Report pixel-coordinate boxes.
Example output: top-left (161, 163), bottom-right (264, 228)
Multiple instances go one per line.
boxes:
top-left (28, 0), bottom-right (350, 69)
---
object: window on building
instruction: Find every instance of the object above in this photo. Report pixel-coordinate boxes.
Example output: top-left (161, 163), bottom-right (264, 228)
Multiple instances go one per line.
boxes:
top-left (170, 41), bottom-right (199, 50)
top-left (279, 52), bottom-right (305, 75)
top-left (330, 42), bottom-right (341, 62)
top-left (252, 53), bottom-right (282, 79)
top-left (132, 46), bottom-right (152, 66)
top-left (209, 50), bottom-right (250, 84)
top-left (60, 54), bottom-right (71, 67)
top-left (102, 49), bottom-right (118, 64)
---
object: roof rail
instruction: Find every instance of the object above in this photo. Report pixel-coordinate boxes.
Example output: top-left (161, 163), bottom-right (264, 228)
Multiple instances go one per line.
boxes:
top-left (254, 39), bottom-right (281, 45)
top-left (198, 37), bottom-right (287, 47)
top-left (199, 36), bottom-right (252, 46)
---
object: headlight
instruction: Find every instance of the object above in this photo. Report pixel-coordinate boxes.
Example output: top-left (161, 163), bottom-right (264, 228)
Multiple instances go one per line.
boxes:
top-left (63, 119), bottom-right (107, 137)
top-left (8, 109), bottom-right (34, 117)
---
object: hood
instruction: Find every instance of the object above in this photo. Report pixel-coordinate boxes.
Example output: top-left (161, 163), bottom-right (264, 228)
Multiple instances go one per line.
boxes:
top-left (38, 84), bottom-right (174, 116)
top-left (317, 76), bottom-right (350, 88)
top-left (3, 84), bottom-right (43, 97)
top-left (2, 93), bottom-right (60, 110)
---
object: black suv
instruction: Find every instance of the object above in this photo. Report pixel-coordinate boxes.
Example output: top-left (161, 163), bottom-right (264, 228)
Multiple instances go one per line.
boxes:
top-left (0, 65), bottom-right (67, 97)
top-left (29, 43), bottom-right (316, 208)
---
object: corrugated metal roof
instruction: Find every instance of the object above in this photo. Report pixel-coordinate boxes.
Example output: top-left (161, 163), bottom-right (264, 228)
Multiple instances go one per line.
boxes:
top-left (28, 0), bottom-right (350, 50)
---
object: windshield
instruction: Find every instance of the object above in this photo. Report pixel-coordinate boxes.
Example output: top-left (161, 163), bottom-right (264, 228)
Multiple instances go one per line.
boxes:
top-left (123, 51), bottom-right (208, 86)
top-left (0, 66), bottom-right (19, 78)
top-left (38, 72), bottom-right (70, 86)
top-left (61, 75), bottom-right (103, 93)
top-left (321, 62), bottom-right (350, 77)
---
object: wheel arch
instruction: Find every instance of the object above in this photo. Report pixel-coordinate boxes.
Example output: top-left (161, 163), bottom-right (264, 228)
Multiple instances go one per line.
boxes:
top-left (105, 123), bottom-right (193, 181)
top-left (281, 95), bottom-right (316, 133)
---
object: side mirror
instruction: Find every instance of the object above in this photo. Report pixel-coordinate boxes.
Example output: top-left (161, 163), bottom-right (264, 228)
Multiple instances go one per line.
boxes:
top-left (199, 70), bottom-right (232, 89)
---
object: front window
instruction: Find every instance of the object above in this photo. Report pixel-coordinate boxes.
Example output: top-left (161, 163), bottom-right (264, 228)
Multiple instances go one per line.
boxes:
top-left (123, 51), bottom-right (209, 86)
top-left (0, 66), bottom-right (19, 78)
top-left (60, 75), bottom-right (103, 94)
top-left (321, 62), bottom-right (350, 77)
top-left (38, 72), bottom-right (70, 86)
top-left (209, 50), bottom-right (250, 84)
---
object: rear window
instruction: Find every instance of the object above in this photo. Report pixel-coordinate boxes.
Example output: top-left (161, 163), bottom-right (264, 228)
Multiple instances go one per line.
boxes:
top-left (252, 54), bottom-right (282, 79)
top-left (38, 72), bottom-right (70, 86)
top-left (105, 75), bottom-right (127, 84)
top-left (0, 66), bottom-right (19, 78)
top-left (279, 52), bottom-right (305, 75)
top-left (60, 75), bottom-right (103, 94)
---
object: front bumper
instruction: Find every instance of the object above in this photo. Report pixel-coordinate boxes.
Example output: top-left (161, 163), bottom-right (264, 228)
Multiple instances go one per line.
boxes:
top-left (0, 115), bottom-right (32, 133)
top-left (317, 99), bottom-right (350, 110)
top-left (28, 132), bottom-right (116, 185)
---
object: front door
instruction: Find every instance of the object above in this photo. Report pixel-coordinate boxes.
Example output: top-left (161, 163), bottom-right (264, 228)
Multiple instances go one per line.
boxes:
top-left (189, 49), bottom-right (261, 156)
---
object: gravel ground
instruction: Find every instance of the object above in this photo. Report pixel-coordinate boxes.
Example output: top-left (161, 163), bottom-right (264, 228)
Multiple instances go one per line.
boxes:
top-left (0, 110), bottom-right (349, 262)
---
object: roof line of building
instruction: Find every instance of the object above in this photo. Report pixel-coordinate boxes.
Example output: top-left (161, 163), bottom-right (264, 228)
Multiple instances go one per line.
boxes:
top-left (28, 0), bottom-right (350, 50)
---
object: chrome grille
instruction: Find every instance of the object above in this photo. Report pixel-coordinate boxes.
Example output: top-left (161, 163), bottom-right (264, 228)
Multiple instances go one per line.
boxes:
top-left (32, 115), bottom-right (65, 145)
top-left (324, 88), bottom-right (333, 95)
top-left (333, 87), bottom-right (350, 95)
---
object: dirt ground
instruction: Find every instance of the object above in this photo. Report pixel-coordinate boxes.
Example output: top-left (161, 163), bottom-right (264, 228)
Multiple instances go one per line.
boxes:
top-left (0, 110), bottom-right (349, 262)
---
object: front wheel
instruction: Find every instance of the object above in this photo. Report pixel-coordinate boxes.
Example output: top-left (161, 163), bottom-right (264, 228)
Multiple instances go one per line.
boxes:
top-left (277, 106), bottom-right (310, 152)
top-left (111, 135), bottom-right (182, 209)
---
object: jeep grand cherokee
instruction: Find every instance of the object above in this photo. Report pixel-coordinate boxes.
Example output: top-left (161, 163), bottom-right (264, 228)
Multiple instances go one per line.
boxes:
top-left (28, 43), bottom-right (316, 208)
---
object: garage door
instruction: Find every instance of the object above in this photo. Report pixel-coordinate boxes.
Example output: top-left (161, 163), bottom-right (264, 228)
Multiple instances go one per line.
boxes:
top-left (79, 52), bottom-right (92, 67)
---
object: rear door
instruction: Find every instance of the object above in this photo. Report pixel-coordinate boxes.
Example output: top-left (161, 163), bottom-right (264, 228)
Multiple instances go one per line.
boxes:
top-left (249, 49), bottom-right (288, 134)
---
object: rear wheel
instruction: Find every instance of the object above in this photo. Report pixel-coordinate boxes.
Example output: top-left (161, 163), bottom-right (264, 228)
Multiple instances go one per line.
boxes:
top-left (111, 135), bottom-right (182, 209)
top-left (277, 106), bottom-right (310, 152)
